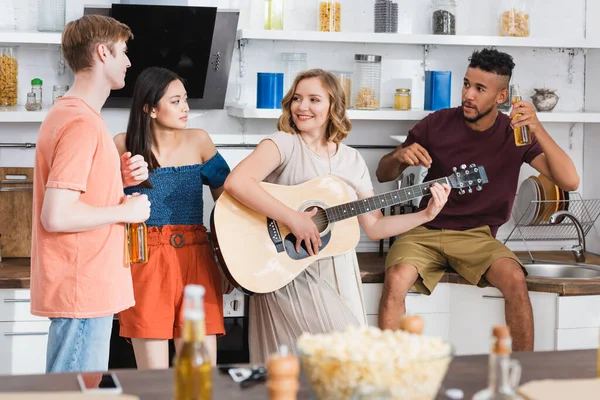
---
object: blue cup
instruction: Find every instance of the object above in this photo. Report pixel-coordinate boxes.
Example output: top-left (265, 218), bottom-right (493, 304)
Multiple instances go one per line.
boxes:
top-left (257, 72), bottom-right (284, 109)
top-left (424, 71), bottom-right (452, 111)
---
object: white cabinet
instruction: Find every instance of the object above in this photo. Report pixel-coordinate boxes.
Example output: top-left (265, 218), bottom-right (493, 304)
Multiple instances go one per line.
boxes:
top-left (362, 283), bottom-right (451, 342)
top-left (448, 284), bottom-right (557, 355)
top-left (555, 295), bottom-right (600, 350)
top-left (0, 289), bottom-right (50, 375)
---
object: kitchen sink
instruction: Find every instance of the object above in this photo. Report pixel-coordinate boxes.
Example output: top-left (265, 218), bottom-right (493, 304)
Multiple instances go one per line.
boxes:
top-left (523, 263), bottom-right (600, 279)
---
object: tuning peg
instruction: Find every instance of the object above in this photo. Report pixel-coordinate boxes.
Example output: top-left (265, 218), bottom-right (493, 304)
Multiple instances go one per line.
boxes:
top-left (460, 164), bottom-right (467, 170)
top-left (468, 187), bottom-right (473, 194)
top-left (452, 166), bottom-right (458, 172)
top-left (476, 185), bottom-right (483, 191)
top-left (458, 188), bottom-right (466, 195)
top-left (470, 163), bottom-right (476, 168)
top-left (468, 180), bottom-right (473, 185)
top-left (477, 178), bottom-right (482, 183)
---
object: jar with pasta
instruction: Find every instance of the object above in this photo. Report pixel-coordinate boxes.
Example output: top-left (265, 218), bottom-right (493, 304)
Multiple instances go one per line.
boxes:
top-left (0, 47), bottom-right (19, 107)
top-left (318, 0), bottom-right (341, 32)
top-left (499, 0), bottom-right (530, 37)
top-left (352, 54), bottom-right (381, 110)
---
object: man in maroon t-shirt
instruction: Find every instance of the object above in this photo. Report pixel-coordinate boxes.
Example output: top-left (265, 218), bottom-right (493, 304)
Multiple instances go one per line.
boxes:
top-left (376, 48), bottom-right (579, 351)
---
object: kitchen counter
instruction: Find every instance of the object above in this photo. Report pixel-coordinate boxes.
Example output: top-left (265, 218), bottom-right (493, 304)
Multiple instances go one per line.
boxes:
top-left (3, 251), bottom-right (600, 295)
top-left (0, 349), bottom-right (596, 399)
top-left (358, 251), bottom-right (600, 295)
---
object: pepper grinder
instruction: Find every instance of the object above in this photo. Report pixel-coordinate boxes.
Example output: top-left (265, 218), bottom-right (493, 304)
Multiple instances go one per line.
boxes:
top-left (266, 345), bottom-right (300, 400)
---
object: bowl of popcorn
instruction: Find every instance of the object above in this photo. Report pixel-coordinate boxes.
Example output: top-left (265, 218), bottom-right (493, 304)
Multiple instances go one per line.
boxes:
top-left (296, 316), bottom-right (453, 400)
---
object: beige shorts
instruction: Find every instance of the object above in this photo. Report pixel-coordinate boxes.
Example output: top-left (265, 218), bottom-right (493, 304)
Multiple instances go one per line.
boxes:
top-left (385, 226), bottom-right (525, 295)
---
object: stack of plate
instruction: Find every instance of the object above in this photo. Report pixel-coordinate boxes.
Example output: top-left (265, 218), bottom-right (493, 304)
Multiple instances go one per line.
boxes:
top-left (514, 174), bottom-right (569, 225)
top-left (374, 0), bottom-right (398, 33)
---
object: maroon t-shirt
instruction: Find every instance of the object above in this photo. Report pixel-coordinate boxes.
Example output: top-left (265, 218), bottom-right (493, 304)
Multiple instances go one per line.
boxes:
top-left (403, 107), bottom-right (543, 237)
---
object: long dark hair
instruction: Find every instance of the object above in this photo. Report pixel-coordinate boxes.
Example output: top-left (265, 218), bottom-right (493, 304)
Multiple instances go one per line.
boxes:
top-left (125, 67), bottom-right (183, 188)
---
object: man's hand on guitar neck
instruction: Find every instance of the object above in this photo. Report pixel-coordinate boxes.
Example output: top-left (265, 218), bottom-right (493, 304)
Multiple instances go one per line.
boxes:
top-left (423, 182), bottom-right (451, 221)
top-left (285, 208), bottom-right (322, 256)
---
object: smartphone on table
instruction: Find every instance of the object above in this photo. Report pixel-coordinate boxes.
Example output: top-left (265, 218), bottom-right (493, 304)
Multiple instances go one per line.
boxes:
top-left (77, 372), bottom-right (123, 394)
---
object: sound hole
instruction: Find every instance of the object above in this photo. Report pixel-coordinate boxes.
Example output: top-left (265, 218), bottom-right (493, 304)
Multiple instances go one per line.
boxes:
top-left (305, 205), bottom-right (329, 234)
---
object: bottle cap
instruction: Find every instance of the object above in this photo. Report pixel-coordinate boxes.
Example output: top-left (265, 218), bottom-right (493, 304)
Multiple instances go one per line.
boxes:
top-left (31, 78), bottom-right (43, 86)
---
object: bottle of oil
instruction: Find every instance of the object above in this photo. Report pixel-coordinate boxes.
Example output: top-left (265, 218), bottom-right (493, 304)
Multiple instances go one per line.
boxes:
top-left (473, 325), bottom-right (524, 400)
top-left (174, 285), bottom-right (212, 400)
top-left (511, 85), bottom-right (531, 146)
top-left (127, 222), bottom-right (148, 264)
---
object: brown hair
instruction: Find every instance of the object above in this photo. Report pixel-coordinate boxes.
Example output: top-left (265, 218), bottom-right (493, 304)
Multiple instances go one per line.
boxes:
top-left (277, 68), bottom-right (351, 144)
top-left (61, 15), bottom-right (133, 73)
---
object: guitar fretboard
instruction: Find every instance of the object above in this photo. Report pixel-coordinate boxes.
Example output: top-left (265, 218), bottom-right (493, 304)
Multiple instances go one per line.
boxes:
top-left (325, 177), bottom-right (449, 223)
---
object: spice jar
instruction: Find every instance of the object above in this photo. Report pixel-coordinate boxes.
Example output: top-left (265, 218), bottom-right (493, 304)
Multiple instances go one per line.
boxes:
top-left (31, 78), bottom-right (42, 110)
top-left (281, 53), bottom-right (307, 94)
top-left (394, 88), bottom-right (411, 110)
top-left (0, 47), bottom-right (18, 107)
top-left (374, 0), bottom-right (398, 33)
top-left (332, 70), bottom-right (352, 109)
top-left (264, 0), bottom-right (284, 30)
top-left (52, 84), bottom-right (68, 104)
top-left (432, 0), bottom-right (456, 35)
top-left (318, 0), bottom-right (341, 32)
top-left (352, 54), bottom-right (381, 110)
top-left (24, 93), bottom-right (37, 111)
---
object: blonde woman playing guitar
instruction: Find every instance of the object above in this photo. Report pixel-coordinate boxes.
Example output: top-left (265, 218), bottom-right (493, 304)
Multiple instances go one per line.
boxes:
top-left (221, 69), bottom-right (451, 363)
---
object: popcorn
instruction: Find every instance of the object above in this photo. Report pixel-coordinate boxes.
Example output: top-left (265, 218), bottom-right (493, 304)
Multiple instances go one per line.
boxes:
top-left (297, 327), bottom-right (452, 400)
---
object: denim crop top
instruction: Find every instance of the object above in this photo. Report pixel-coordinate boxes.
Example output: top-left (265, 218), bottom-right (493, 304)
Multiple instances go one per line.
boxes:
top-left (124, 152), bottom-right (230, 227)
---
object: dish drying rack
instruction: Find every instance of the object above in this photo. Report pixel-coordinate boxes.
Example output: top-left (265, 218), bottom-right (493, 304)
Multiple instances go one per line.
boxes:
top-left (503, 193), bottom-right (600, 262)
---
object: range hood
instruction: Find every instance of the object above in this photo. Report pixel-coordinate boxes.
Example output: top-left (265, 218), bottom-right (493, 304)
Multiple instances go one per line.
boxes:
top-left (84, 4), bottom-right (239, 110)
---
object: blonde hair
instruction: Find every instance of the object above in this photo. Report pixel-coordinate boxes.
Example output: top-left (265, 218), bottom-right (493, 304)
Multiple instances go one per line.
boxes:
top-left (277, 69), bottom-right (351, 144)
top-left (62, 15), bottom-right (133, 73)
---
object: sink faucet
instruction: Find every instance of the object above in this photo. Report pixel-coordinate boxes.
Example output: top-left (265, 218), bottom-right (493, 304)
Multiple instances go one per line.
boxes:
top-left (549, 211), bottom-right (586, 263)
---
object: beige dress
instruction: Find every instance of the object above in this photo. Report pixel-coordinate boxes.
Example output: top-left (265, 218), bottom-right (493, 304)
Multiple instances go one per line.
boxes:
top-left (249, 131), bottom-right (373, 363)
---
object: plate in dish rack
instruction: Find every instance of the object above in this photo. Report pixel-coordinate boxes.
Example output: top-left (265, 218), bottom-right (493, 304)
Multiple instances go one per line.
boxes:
top-left (514, 177), bottom-right (541, 225)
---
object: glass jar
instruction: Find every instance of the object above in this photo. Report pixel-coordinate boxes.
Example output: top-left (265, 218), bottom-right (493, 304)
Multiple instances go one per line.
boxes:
top-left (432, 0), bottom-right (456, 35)
top-left (37, 0), bottom-right (66, 32)
top-left (374, 0), bottom-right (398, 33)
top-left (0, 47), bottom-right (19, 107)
top-left (31, 78), bottom-right (42, 110)
top-left (264, 0), bottom-right (284, 30)
top-left (331, 70), bottom-right (352, 109)
top-left (52, 84), bottom-right (68, 104)
top-left (25, 93), bottom-right (37, 111)
top-left (394, 88), bottom-right (411, 110)
top-left (318, 0), bottom-right (341, 32)
top-left (281, 53), bottom-right (307, 94)
top-left (352, 54), bottom-right (381, 110)
top-left (499, 0), bottom-right (529, 37)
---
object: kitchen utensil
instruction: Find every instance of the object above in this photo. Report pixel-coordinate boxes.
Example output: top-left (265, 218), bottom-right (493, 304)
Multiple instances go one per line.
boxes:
top-left (514, 177), bottom-right (540, 225)
top-left (0, 168), bottom-right (33, 258)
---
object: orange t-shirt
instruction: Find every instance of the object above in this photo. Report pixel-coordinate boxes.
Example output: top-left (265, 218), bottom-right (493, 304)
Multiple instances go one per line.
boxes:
top-left (30, 97), bottom-right (134, 318)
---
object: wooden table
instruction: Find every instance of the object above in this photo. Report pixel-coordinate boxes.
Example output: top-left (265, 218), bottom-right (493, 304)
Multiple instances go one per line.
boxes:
top-left (0, 350), bottom-right (596, 399)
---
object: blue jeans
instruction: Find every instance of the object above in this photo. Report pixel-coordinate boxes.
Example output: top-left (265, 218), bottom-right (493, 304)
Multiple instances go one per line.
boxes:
top-left (46, 315), bottom-right (113, 373)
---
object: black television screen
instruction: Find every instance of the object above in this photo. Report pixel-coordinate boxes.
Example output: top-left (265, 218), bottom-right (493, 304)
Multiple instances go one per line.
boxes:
top-left (109, 4), bottom-right (217, 99)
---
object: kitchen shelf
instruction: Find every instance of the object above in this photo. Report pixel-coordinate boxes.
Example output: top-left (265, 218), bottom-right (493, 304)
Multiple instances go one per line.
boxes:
top-left (0, 31), bottom-right (62, 45)
top-left (237, 29), bottom-right (600, 49)
top-left (0, 106), bottom-right (48, 122)
top-left (227, 105), bottom-right (600, 123)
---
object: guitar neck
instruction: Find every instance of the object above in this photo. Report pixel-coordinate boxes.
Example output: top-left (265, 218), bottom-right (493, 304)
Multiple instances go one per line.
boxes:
top-left (325, 177), bottom-right (449, 223)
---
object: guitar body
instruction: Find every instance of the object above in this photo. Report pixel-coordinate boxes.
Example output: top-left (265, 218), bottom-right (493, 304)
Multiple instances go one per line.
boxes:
top-left (211, 175), bottom-right (360, 294)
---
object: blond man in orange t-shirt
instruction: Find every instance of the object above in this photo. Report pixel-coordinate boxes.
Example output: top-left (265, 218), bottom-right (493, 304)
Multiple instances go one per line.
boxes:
top-left (31, 15), bottom-right (151, 374)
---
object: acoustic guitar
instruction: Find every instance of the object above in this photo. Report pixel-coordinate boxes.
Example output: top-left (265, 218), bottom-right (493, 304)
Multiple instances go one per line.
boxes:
top-left (211, 164), bottom-right (488, 295)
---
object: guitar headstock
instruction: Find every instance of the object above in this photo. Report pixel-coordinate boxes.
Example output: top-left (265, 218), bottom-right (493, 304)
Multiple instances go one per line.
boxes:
top-left (447, 164), bottom-right (489, 195)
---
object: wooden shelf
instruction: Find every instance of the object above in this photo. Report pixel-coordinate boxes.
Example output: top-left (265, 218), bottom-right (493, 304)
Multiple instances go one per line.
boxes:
top-left (237, 29), bottom-right (600, 49)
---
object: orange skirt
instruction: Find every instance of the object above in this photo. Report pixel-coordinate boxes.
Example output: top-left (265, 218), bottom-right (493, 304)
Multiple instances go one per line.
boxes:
top-left (119, 225), bottom-right (225, 339)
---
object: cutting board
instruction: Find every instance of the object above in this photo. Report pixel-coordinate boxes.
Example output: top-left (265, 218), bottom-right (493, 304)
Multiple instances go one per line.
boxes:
top-left (518, 378), bottom-right (600, 399)
top-left (0, 167), bottom-right (33, 258)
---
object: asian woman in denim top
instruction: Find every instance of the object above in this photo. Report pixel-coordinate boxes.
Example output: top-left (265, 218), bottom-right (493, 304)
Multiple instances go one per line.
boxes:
top-left (113, 67), bottom-right (230, 369)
